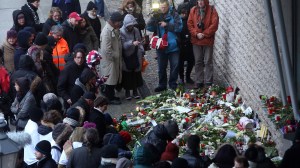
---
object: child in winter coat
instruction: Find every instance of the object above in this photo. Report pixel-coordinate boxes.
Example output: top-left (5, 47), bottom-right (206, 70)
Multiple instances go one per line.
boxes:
top-left (0, 30), bottom-right (18, 73)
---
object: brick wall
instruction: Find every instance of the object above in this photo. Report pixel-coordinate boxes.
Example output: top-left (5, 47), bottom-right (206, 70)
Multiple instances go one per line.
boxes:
top-left (212, 0), bottom-right (292, 155)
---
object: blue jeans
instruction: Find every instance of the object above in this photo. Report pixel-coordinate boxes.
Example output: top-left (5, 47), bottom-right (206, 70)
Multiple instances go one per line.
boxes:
top-left (157, 51), bottom-right (180, 89)
top-left (94, 0), bottom-right (104, 17)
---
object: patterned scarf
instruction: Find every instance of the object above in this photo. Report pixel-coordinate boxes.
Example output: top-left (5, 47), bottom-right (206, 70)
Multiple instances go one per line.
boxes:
top-left (26, 3), bottom-right (40, 24)
top-left (199, 6), bottom-right (206, 22)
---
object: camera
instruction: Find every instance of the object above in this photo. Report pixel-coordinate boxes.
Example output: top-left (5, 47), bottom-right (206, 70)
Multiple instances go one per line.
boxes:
top-left (197, 21), bottom-right (205, 30)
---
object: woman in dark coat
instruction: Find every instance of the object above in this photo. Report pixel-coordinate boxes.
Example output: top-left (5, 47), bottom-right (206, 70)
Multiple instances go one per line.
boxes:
top-left (42, 7), bottom-right (64, 35)
top-left (79, 16), bottom-right (99, 51)
top-left (52, 0), bottom-right (81, 21)
top-left (21, 0), bottom-right (43, 32)
top-left (11, 10), bottom-right (28, 33)
top-left (67, 128), bottom-right (102, 168)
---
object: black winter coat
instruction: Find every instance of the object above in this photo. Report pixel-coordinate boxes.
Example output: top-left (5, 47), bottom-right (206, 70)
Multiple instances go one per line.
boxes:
top-left (88, 108), bottom-right (106, 141)
top-left (67, 146), bottom-right (101, 168)
top-left (42, 18), bottom-right (63, 35)
top-left (140, 124), bottom-right (170, 156)
top-left (52, 0), bottom-right (81, 21)
top-left (21, 3), bottom-right (43, 32)
top-left (42, 47), bottom-right (60, 93)
top-left (11, 55), bottom-right (37, 83)
top-left (36, 157), bottom-right (57, 168)
top-left (61, 20), bottom-right (81, 52)
top-left (71, 97), bottom-right (91, 122)
top-left (57, 62), bottom-right (85, 102)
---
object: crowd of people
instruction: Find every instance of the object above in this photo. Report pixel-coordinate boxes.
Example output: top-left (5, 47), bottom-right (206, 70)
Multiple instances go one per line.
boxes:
top-left (0, 0), bottom-right (299, 167)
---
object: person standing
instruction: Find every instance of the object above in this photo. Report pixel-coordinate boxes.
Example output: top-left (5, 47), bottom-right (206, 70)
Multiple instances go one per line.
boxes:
top-left (52, 0), bottom-right (81, 21)
top-left (11, 10), bottom-right (28, 33)
top-left (49, 25), bottom-right (70, 71)
top-left (120, 14), bottom-right (143, 100)
top-left (42, 7), bottom-right (63, 35)
top-left (0, 30), bottom-right (18, 73)
top-left (21, 0), bottom-right (44, 32)
top-left (100, 12), bottom-right (123, 105)
top-left (61, 12), bottom-right (82, 53)
top-left (57, 49), bottom-right (86, 109)
top-left (146, 0), bottom-right (183, 92)
top-left (187, 0), bottom-right (218, 88)
top-left (94, 0), bottom-right (105, 18)
top-left (78, 16), bottom-right (99, 51)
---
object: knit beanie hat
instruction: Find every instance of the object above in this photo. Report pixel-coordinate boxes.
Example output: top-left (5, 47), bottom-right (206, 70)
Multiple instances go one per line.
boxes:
top-left (42, 93), bottom-right (58, 103)
top-left (116, 157), bottom-right (132, 168)
top-left (35, 140), bottom-right (51, 156)
top-left (110, 11), bottom-right (123, 22)
top-left (119, 130), bottom-right (132, 144)
top-left (23, 26), bottom-right (36, 35)
top-left (29, 106), bottom-right (44, 123)
top-left (79, 68), bottom-right (96, 84)
top-left (86, 50), bottom-right (101, 67)
top-left (52, 123), bottom-right (73, 142)
top-left (34, 32), bottom-right (48, 46)
top-left (163, 120), bottom-right (179, 139)
top-left (86, 1), bottom-right (98, 11)
top-left (63, 108), bottom-right (80, 127)
top-left (73, 43), bottom-right (87, 54)
top-left (171, 158), bottom-right (189, 168)
top-left (160, 142), bottom-right (179, 161)
top-left (7, 30), bottom-right (17, 39)
top-left (100, 144), bottom-right (119, 158)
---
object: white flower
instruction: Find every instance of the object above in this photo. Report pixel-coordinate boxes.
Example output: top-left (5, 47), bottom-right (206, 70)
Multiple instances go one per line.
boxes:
top-left (160, 114), bottom-right (165, 117)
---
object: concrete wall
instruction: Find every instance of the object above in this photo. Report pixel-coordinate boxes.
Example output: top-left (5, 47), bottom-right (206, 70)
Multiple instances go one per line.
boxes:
top-left (212, 0), bottom-right (293, 155)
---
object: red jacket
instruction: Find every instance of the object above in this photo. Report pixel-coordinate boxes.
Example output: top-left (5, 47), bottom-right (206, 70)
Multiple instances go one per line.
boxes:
top-left (187, 0), bottom-right (219, 46)
top-left (0, 66), bottom-right (10, 94)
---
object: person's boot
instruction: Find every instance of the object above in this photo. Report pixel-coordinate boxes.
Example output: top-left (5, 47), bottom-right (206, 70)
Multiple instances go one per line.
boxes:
top-left (133, 89), bottom-right (140, 99)
top-left (125, 90), bottom-right (132, 100)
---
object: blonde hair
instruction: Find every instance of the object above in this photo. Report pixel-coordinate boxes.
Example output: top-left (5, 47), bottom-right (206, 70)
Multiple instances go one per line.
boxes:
top-left (48, 7), bottom-right (62, 19)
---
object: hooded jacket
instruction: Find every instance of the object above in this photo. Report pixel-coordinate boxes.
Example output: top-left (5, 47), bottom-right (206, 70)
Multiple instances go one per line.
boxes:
top-left (11, 55), bottom-right (37, 85)
top-left (79, 24), bottom-right (99, 52)
top-left (146, 7), bottom-right (183, 53)
top-left (120, 14), bottom-right (144, 72)
top-left (82, 2), bottom-right (101, 41)
top-left (187, 0), bottom-right (219, 46)
top-left (21, 3), bottom-right (43, 32)
top-left (134, 143), bottom-right (158, 168)
top-left (11, 10), bottom-right (27, 33)
top-left (38, 124), bottom-right (54, 143)
top-left (14, 30), bottom-right (32, 70)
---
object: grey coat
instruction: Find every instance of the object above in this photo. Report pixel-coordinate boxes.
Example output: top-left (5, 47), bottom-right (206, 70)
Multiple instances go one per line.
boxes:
top-left (120, 27), bottom-right (144, 72)
top-left (100, 22), bottom-right (122, 85)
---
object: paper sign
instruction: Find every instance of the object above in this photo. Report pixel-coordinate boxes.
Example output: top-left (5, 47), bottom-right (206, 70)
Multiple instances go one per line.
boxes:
top-left (175, 106), bottom-right (192, 113)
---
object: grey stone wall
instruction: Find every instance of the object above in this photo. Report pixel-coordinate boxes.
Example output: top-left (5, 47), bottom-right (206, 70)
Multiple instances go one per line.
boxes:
top-left (212, 0), bottom-right (291, 156)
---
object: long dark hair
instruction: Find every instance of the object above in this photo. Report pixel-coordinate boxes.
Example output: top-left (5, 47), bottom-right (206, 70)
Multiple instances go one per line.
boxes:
top-left (213, 144), bottom-right (237, 168)
top-left (84, 128), bottom-right (99, 153)
top-left (187, 135), bottom-right (200, 156)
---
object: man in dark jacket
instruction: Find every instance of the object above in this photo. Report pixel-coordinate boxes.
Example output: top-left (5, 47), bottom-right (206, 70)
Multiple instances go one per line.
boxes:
top-left (61, 12), bottom-right (82, 52)
top-left (52, 0), bottom-right (81, 21)
top-left (88, 96), bottom-right (108, 143)
top-left (35, 140), bottom-right (57, 168)
top-left (14, 30), bottom-right (32, 70)
top-left (11, 55), bottom-right (37, 83)
top-left (21, 0), bottom-right (44, 32)
top-left (139, 120), bottom-right (179, 156)
top-left (57, 48), bottom-right (86, 108)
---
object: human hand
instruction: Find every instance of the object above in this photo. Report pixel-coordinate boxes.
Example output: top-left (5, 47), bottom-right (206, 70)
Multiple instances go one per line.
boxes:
top-left (159, 21), bottom-right (167, 27)
top-left (67, 99), bottom-right (72, 105)
top-left (197, 33), bottom-right (204, 40)
top-left (133, 41), bottom-right (140, 46)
